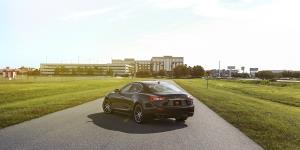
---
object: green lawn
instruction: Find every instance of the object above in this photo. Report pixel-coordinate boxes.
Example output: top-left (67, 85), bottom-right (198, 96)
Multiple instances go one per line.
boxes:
top-left (0, 76), bottom-right (137, 128)
top-left (175, 79), bottom-right (300, 150)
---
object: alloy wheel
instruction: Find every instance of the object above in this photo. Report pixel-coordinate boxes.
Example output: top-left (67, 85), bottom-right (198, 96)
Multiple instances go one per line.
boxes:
top-left (134, 104), bottom-right (143, 123)
top-left (103, 102), bottom-right (112, 113)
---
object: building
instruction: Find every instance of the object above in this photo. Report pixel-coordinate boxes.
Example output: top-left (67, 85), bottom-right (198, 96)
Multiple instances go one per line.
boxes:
top-left (249, 68), bottom-right (259, 78)
top-left (108, 64), bottom-right (134, 76)
top-left (135, 60), bottom-right (152, 72)
top-left (111, 56), bottom-right (184, 73)
top-left (210, 69), bottom-right (239, 78)
top-left (2, 67), bottom-right (17, 79)
top-left (40, 63), bottom-right (133, 76)
top-left (40, 56), bottom-right (184, 76)
top-left (151, 56), bottom-right (184, 72)
top-left (111, 58), bottom-right (135, 75)
top-left (112, 58), bottom-right (135, 66)
top-left (18, 66), bottom-right (35, 75)
top-left (40, 63), bottom-right (109, 75)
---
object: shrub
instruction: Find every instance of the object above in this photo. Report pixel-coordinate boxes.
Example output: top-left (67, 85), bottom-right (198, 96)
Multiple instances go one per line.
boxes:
top-left (136, 71), bottom-right (151, 77)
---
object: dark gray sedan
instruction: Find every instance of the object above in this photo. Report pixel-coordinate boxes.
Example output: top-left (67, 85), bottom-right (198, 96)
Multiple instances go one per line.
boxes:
top-left (102, 81), bottom-right (194, 124)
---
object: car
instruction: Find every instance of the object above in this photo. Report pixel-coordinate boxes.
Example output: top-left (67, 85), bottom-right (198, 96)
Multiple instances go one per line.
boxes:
top-left (102, 81), bottom-right (194, 124)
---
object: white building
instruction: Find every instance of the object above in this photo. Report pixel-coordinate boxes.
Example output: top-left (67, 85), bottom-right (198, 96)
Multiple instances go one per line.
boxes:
top-left (111, 56), bottom-right (184, 73)
top-left (40, 63), bottom-right (133, 75)
top-left (135, 60), bottom-right (151, 72)
top-left (40, 56), bottom-right (184, 75)
top-left (151, 56), bottom-right (184, 72)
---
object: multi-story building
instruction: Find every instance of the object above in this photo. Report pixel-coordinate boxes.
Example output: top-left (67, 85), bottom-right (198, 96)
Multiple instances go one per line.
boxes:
top-left (40, 56), bottom-right (184, 75)
top-left (108, 64), bottom-right (134, 75)
top-left (112, 58), bottom-right (135, 66)
top-left (249, 68), bottom-right (259, 78)
top-left (40, 63), bottom-right (133, 75)
top-left (135, 60), bottom-right (152, 72)
top-left (111, 58), bottom-right (136, 74)
top-left (210, 69), bottom-right (239, 78)
top-left (111, 56), bottom-right (184, 73)
top-left (2, 67), bottom-right (18, 79)
top-left (40, 63), bottom-right (109, 75)
top-left (151, 56), bottom-right (184, 72)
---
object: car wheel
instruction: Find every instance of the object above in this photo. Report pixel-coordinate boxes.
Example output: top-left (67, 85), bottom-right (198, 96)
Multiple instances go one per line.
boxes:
top-left (103, 101), bottom-right (112, 114)
top-left (133, 104), bottom-right (144, 124)
top-left (175, 117), bottom-right (187, 122)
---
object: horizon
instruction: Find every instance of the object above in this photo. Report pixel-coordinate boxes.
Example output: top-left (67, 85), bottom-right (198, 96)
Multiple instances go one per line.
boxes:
top-left (3, 56), bottom-right (300, 72)
top-left (1, 0), bottom-right (300, 70)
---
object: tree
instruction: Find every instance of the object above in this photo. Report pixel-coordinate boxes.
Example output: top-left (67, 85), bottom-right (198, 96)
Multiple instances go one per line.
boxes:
top-left (173, 65), bottom-right (189, 78)
top-left (94, 66), bottom-right (103, 75)
top-left (106, 68), bottom-right (113, 76)
top-left (191, 65), bottom-right (205, 78)
top-left (54, 67), bottom-right (60, 75)
top-left (232, 73), bottom-right (250, 78)
top-left (28, 69), bottom-right (40, 76)
top-left (59, 66), bottom-right (68, 75)
top-left (71, 68), bottom-right (77, 75)
top-left (187, 66), bottom-right (192, 76)
top-left (84, 66), bottom-right (89, 74)
top-left (205, 70), bottom-right (213, 77)
top-left (87, 67), bottom-right (94, 75)
top-left (256, 71), bottom-right (275, 80)
top-left (136, 71), bottom-right (151, 77)
top-left (293, 72), bottom-right (300, 78)
top-left (158, 70), bottom-right (166, 76)
top-left (77, 67), bottom-right (84, 75)
top-left (282, 71), bottom-right (293, 78)
top-left (54, 66), bottom-right (68, 75)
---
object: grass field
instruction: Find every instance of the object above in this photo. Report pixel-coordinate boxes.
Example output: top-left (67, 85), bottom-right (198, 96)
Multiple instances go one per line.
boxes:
top-left (175, 79), bottom-right (300, 150)
top-left (0, 76), bottom-right (137, 128)
top-left (2, 76), bottom-right (299, 149)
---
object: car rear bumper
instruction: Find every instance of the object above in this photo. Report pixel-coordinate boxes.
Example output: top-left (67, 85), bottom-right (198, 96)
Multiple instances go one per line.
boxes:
top-left (143, 106), bottom-right (194, 119)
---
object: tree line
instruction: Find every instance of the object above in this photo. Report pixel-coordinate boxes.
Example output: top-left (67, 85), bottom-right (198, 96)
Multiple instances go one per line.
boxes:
top-left (135, 65), bottom-right (205, 78)
top-left (54, 66), bottom-right (112, 75)
top-left (255, 71), bottom-right (300, 80)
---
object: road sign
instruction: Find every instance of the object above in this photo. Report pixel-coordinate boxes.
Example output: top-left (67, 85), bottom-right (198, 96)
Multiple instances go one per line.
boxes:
top-left (227, 66), bottom-right (235, 70)
top-left (250, 68), bottom-right (258, 71)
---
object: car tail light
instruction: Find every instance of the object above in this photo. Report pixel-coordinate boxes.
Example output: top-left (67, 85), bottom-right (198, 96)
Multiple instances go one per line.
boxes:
top-left (149, 96), bottom-right (165, 102)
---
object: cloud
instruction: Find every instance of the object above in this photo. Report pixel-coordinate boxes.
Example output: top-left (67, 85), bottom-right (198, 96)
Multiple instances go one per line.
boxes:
top-left (59, 7), bottom-right (117, 21)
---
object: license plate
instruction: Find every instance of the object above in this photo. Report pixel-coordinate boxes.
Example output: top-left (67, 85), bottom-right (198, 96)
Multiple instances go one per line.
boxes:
top-left (174, 100), bottom-right (181, 106)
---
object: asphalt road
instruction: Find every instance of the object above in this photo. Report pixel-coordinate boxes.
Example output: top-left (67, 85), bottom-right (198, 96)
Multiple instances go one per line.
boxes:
top-left (0, 81), bottom-right (263, 150)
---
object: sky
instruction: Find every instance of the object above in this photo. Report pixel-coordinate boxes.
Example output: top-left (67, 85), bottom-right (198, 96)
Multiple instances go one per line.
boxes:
top-left (0, 0), bottom-right (300, 71)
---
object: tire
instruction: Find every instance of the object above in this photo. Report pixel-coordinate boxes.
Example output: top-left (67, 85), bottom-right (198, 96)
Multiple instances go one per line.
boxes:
top-left (103, 100), bottom-right (112, 114)
top-left (175, 117), bottom-right (187, 122)
top-left (133, 104), bottom-right (144, 124)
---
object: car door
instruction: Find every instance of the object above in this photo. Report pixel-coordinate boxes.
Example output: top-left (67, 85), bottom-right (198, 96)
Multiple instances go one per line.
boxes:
top-left (120, 83), bottom-right (143, 111)
top-left (112, 83), bottom-right (132, 110)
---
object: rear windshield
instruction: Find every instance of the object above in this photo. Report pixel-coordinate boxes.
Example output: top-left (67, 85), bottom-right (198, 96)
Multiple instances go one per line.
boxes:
top-left (144, 82), bottom-right (183, 94)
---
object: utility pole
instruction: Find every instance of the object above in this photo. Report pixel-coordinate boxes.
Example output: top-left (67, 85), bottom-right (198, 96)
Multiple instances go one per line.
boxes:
top-left (218, 60), bottom-right (221, 78)
top-left (206, 74), bottom-right (209, 89)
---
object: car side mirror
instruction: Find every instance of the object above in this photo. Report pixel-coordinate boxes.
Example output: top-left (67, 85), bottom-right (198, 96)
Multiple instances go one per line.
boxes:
top-left (114, 89), bottom-right (120, 93)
